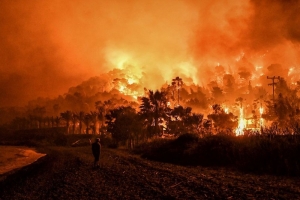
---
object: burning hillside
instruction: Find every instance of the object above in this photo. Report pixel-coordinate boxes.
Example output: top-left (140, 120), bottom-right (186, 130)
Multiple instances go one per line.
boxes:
top-left (0, 0), bottom-right (299, 107)
top-left (0, 0), bottom-right (300, 135)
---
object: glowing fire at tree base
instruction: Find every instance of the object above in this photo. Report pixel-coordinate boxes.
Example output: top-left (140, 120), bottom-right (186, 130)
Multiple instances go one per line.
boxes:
top-left (235, 107), bottom-right (245, 136)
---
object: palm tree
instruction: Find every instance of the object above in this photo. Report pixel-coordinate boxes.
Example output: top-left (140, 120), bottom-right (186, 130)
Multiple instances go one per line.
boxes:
top-left (77, 111), bottom-right (85, 134)
top-left (50, 116), bottom-right (55, 128)
top-left (83, 113), bottom-right (92, 134)
top-left (54, 116), bottom-right (61, 127)
top-left (106, 106), bottom-right (141, 147)
top-left (139, 90), bottom-right (168, 137)
top-left (60, 110), bottom-right (73, 134)
top-left (95, 101), bottom-right (105, 127)
top-left (32, 106), bottom-right (46, 129)
top-left (71, 113), bottom-right (78, 134)
top-left (90, 111), bottom-right (98, 134)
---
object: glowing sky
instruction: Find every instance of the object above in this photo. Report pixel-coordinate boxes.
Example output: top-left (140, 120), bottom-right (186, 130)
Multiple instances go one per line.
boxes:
top-left (0, 0), bottom-right (299, 107)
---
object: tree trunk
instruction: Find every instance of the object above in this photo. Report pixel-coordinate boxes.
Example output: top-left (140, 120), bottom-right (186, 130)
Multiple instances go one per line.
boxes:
top-left (79, 121), bottom-right (82, 134)
top-left (66, 121), bottom-right (70, 134)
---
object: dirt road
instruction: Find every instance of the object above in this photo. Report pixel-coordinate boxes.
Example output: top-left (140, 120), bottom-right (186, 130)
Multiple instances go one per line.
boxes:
top-left (0, 146), bottom-right (300, 199)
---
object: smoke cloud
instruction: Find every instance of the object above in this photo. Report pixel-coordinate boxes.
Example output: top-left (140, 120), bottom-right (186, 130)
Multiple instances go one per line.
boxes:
top-left (0, 0), bottom-right (299, 107)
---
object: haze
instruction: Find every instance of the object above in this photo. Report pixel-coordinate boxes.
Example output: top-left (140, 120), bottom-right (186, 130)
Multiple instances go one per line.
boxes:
top-left (0, 0), bottom-right (299, 107)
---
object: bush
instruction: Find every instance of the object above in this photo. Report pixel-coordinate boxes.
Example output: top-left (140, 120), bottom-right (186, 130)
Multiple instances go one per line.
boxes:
top-left (193, 135), bottom-right (235, 166)
top-left (134, 133), bottom-right (200, 165)
top-left (134, 134), bottom-right (300, 176)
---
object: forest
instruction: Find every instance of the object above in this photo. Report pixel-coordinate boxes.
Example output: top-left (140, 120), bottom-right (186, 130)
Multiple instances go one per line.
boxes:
top-left (1, 65), bottom-right (300, 147)
top-left (0, 65), bottom-right (300, 176)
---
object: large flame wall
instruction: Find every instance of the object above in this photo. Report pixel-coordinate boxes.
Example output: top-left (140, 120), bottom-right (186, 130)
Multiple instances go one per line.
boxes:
top-left (0, 0), bottom-right (299, 107)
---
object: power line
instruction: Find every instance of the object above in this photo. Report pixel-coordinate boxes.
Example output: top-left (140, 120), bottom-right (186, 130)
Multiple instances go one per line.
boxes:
top-left (267, 76), bottom-right (280, 101)
top-left (172, 77), bottom-right (183, 106)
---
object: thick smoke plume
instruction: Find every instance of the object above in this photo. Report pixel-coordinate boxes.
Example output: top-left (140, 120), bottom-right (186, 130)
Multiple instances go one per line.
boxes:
top-left (0, 0), bottom-right (299, 108)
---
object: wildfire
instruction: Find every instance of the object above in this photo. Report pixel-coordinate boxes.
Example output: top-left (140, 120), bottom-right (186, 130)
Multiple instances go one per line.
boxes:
top-left (259, 106), bottom-right (264, 129)
top-left (119, 85), bottom-right (125, 93)
top-left (224, 107), bottom-right (229, 114)
top-left (259, 107), bottom-right (263, 115)
top-left (235, 107), bottom-right (245, 136)
top-left (288, 67), bottom-right (294, 76)
top-left (127, 78), bottom-right (136, 84)
top-left (117, 83), bottom-right (140, 100)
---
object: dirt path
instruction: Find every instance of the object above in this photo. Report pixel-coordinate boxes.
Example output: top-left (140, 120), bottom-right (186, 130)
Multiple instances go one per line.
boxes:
top-left (0, 146), bottom-right (300, 200)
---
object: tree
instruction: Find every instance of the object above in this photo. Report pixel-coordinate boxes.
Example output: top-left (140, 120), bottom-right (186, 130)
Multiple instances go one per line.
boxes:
top-left (167, 106), bottom-right (192, 135)
top-left (60, 110), bottom-right (73, 134)
top-left (172, 76), bottom-right (183, 106)
top-left (50, 116), bottom-right (55, 128)
top-left (83, 113), bottom-right (92, 134)
top-left (77, 111), bottom-right (85, 134)
top-left (95, 101), bottom-right (107, 129)
top-left (275, 78), bottom-right (290, 98)
top-left (207, 104), bottom-right (238, 134)
top-left (106, 106), bottom-right (142, 147)
top-left (139, 96), bottom-right (155, 139)
top-left (264, 92), bottom-right (300, 129)
top-left (54, 116), bottom-right (61, 127)
top-left (185, 87), bottom-right (209, 111)
top-left (167, 105), bottom-right (204, 135)
top-left (183, 113), bottom-right (204, 134)
top-left (90, 111), bottom-right (98, 134)
top-left (263, 78), bottom-right (300, 131)
top-left (139, 90), bottom-right (168, 137)
top-left (32, 106), bottom-right (46, 129)
top-left (211, 87), bottom-right (224, 104)
top-left (71, 113), bottom-right (78, 134)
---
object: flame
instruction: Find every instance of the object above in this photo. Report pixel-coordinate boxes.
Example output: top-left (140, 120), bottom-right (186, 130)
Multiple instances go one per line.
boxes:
top-left (259, 107), bottom-right (263, 115)
top-left (127, 78), bottom-right (136, 84)
top-left (224, 107), bottom-right (229, 114)
top-left (235, 107), bottom-right (245, 136)
top-left (167, 102), bottom-right (171, 107)
top-left (119, 85), bottom-right (126, 92)
top-left (288, 67), bottom-right (294, 76)
top-left (117, 83), bottom-right (138, 99)
top-left (259, 106), bottom-right (264, 129)
top-left (235, 52), bottom-right (245, 61)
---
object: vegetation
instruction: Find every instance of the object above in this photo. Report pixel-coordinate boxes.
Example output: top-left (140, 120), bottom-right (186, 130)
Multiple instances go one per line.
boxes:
top-left (2, 75), bottom-right (300, 176)
top-left (134, 133), bottom-right (300, 176)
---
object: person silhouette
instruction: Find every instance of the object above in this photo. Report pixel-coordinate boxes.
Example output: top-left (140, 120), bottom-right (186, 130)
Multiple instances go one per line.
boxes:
top-left (92, 138), bottom-right (101, 168)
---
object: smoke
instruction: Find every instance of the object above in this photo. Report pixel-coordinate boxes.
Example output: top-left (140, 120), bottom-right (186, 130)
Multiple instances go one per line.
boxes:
top-left (0, 0), bottom-right (299, 107)
top-left (191, 0), bottom-right (300, 83)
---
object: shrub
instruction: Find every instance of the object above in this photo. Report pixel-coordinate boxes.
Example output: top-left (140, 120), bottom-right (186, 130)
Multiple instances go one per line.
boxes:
top-left (134, 134), bottom-right (300, 176)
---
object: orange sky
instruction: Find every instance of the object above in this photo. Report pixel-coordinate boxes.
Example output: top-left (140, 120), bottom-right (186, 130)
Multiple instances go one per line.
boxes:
top-left (0, 0), bottom-right (299, 107)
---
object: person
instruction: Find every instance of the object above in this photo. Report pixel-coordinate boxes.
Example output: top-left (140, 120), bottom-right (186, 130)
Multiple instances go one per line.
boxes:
top-left (92, 138), bottom-right (101, 168)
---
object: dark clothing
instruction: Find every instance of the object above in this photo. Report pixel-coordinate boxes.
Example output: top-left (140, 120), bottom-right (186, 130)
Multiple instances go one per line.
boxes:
top-left (92, 142), bottom-right (101, 162)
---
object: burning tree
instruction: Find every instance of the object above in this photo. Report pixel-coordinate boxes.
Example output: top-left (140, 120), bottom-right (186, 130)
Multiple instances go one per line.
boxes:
top-left (207, 104), bottom-right (238, 135)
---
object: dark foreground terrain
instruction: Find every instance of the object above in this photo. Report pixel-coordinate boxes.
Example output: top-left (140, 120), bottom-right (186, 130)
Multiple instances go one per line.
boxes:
top-left (0, 146), bottom-right (300, 200)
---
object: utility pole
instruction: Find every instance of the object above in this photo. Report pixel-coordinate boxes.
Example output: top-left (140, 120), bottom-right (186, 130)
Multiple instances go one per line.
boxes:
top-left (267, 76), bottom-right (280, 101)
top-left (172, 76), bottom-right (183, 106)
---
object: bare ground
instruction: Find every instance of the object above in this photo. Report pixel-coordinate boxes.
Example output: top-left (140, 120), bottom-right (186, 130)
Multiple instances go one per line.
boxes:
top-left (0, 146), bottom-right (300, 200)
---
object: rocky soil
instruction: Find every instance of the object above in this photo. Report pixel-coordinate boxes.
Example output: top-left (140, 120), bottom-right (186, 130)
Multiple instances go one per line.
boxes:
top-left (0, 146), bottom-right (300, 200)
